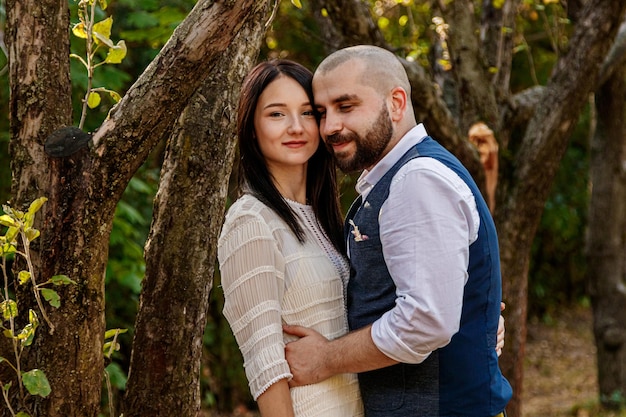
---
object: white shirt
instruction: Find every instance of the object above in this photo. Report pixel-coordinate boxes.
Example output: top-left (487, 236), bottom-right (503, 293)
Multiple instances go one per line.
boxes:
top-left (218, 194), bottom-right (363, 416)
top-left (354, 124), bottom-right (480, 364)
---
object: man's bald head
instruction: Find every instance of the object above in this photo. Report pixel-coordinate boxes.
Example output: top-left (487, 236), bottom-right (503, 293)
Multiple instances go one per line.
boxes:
top-left (315, 45), bottom-right (411, 95)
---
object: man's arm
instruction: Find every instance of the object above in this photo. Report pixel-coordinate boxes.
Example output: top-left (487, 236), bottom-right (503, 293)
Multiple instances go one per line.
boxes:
top-left (283, 324), bottom-right (397, 387)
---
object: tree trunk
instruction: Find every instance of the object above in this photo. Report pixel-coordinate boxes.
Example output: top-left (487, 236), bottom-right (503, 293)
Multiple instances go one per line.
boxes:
top-left (587, 65), bottom-right (626, 410)
top-left (497, 3), bottom-right (626, 415)
top-left (5, 0), bottom-right (267, 415)
top-left (122, 3), bottom-right (272, 415)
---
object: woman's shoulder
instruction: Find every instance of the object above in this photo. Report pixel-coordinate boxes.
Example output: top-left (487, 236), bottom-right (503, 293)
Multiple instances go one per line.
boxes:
top-left (221, 194), bottom-right (285, 237)
top-left (224, 193), bottom-right (274, 221)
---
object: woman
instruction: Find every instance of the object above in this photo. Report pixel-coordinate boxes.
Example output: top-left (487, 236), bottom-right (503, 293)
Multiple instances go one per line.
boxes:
top-left (217, 60), bottom-right (363, 416)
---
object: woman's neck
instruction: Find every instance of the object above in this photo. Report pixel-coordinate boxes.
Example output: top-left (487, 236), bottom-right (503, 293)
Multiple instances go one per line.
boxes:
top-left (270, 165), bottom-right (307, 204)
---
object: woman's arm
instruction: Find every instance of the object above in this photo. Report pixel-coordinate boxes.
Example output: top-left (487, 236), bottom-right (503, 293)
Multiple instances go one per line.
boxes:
top-left (218, 208), bottom-right (293, 407)
top-left (256, 379), bottom-right (295, 417)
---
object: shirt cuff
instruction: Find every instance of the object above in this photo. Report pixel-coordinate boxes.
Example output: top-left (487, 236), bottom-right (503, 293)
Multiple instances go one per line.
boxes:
top-left (371, 318), bottom-right (432, 364)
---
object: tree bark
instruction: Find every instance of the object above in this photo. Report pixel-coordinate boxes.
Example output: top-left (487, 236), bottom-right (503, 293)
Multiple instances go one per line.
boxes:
top-left (497, 2), bottom-right (626, 415)
top-left (587, 64), bottom-right (626, 410)
top-left (5, 0), bottom-right (267, 415)
top-left (122, 2), bottom-right (272, 416)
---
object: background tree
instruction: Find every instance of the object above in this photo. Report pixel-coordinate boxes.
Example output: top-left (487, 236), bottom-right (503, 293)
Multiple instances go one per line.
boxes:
top-left (587, 55), bottom-right (626, 409)
top-left (3, 0), bottom-right (267, 415)
top-left (122, 2), bottom-right (272, 415)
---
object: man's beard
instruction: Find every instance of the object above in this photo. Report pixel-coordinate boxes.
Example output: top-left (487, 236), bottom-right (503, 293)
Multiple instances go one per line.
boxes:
top-left (325, 103), bottom-right (393, 173)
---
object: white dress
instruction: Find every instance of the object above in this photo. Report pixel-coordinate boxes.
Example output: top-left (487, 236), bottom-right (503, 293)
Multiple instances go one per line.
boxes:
top-left (218, 194), bottom-right (363, 417)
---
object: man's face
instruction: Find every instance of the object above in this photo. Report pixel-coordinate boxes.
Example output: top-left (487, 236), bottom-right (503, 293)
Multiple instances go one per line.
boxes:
top-left (313, 61), bottom-right (394, 173)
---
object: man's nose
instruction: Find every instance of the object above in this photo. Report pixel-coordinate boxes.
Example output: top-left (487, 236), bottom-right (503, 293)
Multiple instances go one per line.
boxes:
top-left (321, 112), bottom-right (341, 137)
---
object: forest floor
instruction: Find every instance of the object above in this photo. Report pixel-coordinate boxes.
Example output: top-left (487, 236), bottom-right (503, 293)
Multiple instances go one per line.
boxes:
top-left (211, 304), bottom-right (625, 417)
top-left (523, 304), bottom-right (604, 417)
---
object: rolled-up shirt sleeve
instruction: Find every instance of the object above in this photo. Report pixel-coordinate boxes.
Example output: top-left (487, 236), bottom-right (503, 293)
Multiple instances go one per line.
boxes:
top-left (371, 157), bottom-right (479, 364)
top-left (218, 212), bottom-right (292, 399)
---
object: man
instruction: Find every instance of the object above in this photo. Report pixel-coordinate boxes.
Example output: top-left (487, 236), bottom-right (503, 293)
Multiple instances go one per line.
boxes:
top-left (284, 45), bottom-right (512, 416)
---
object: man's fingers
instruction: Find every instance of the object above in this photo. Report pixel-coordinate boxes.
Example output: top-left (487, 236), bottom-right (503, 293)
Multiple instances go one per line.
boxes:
top-left (283, 324), bottom-right (312, 338)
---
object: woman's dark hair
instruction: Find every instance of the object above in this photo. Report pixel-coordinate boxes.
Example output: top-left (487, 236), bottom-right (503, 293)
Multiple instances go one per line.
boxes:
top-left (237, 59), bottom-right (345, 254)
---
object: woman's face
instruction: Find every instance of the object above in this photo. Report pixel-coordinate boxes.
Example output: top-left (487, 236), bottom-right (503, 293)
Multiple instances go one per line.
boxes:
top-left (253, 75), bottom-right (319, 174)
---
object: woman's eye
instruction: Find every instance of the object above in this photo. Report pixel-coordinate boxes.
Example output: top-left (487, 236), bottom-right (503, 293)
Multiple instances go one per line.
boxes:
top-left (303, 110), bottom-right (315, 117)
top-left (269, 112), bottom-right (283, 118)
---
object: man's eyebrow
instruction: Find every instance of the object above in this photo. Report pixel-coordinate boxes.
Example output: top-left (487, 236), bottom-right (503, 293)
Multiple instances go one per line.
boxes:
top-left (332, 94), bottom-right (359, 104)
top-left (315, 94), bottom-right (359, 108)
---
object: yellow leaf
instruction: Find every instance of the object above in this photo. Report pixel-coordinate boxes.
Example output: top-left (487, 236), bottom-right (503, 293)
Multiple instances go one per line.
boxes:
top-left (93, 17), bottom-right (113, 45)
top-left (377, 17), bottom-right (390, 30)
top-left (72, 23), bottom-right (88, 39)
top-left (108, 90), bottom-right (122, 103)
top-left (87, 92), bottom-right (101, 109)
top-left (105, 40), bottom-right (127, 64)
top-left (28, 197), bottom-right (47, 216)
top-left (18, 270), bottom-right (31, 285)
top-left (24, 227), bottom-right (40, 242)
top-left (0, 214), bottom-right (16, 228)
top-left (291, 0), bottom-right (302, 8)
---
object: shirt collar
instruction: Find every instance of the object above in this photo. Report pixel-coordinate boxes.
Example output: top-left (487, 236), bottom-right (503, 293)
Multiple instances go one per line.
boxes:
top-left (355, 124), bottom-right (428, 196)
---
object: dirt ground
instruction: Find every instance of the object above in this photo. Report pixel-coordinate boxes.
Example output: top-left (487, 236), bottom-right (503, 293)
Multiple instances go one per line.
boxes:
top-left (523, 305), bottom-right (599, 416)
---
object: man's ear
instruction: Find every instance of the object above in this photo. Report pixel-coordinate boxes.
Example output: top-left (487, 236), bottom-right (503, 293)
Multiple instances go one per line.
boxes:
top-left (389, 87), bottom-right (408, 121)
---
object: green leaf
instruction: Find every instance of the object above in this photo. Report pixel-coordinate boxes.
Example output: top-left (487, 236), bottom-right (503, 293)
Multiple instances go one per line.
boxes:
top-left (3, 381), bottom-right (12, 391)
top-left (50, 275), bottom-right (77, 286)
top-left (16, 411), bottom-right (31, 417)
top-left (291, 0), bottom-right (302, 8)
top-left (18, 324), bottom-right (36, 346)
top-left (18, 270), bottom-right (31, 285)
top-left (1, 300), bottom-right (18, 321)
top-left (22, 369), bottom-right (51, 397)
top-left (41, 288), bottom-right (60, 308)
top-left (104, 40), bottom-right (127, 64)
top-left (98, 0), bottom-right (108, 11)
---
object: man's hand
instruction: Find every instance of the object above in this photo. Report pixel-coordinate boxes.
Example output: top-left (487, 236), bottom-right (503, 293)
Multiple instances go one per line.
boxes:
top-left (496, 302), bottom-right (506, 357)
top-left (283, 324), bottom-right (333, 387)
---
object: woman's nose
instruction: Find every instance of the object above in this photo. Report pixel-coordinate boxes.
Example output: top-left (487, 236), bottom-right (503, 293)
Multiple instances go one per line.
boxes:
top-left (287, 115), bottom-right (304, 134)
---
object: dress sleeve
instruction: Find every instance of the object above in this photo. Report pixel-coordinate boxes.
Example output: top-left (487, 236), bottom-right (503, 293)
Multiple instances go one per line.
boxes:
top-left (218, 212), bottom-right (292, 400)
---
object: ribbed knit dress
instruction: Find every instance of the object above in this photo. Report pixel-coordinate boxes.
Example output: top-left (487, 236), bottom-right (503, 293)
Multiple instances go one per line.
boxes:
top-left (218, 194), bottom-right (363, 417)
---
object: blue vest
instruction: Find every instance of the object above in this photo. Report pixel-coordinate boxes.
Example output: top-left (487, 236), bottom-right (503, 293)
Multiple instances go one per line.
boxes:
top-left (345, 137), bottom-right (512, 416)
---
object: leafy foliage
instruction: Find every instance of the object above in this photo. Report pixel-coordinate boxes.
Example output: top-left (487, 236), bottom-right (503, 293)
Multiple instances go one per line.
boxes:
top-left (0, 198), bottom-right (66, 416)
